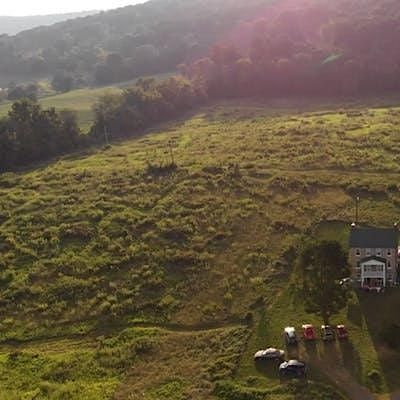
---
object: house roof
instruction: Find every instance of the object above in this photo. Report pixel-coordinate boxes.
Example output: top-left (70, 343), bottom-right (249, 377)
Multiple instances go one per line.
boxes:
top-left (349, 227), bottom-right (398, 248)
top-left (359, 256), bottom-right (387, 264)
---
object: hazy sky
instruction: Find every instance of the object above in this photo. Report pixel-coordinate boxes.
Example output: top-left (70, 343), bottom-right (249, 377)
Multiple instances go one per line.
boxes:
top-left (0, 1), bottom-right (144, 16)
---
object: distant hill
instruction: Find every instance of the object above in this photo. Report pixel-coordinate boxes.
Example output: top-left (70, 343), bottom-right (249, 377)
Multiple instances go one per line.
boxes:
top-left (0, 0), bottom-right (271, 87)
top-left (0, 11), bottom-right (99, 35)
top-left (1, 0), bottom-right (399, 92)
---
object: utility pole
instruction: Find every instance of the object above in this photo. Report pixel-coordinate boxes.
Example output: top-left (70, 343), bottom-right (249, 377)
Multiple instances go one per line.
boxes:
top-left (168, 140), bottom-right (175, 165)
top-left (355, 196), bottom-right (360, 225)
top-left (104, 123), bottom-right (109, 146)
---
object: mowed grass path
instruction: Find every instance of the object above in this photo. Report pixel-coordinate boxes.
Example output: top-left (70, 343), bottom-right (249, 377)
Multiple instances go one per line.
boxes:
top-left (2, 100), bottom-right (400, 398)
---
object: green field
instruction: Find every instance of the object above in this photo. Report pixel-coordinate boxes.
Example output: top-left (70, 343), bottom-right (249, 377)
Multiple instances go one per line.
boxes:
top-left (1, 99), bottom-right (400, 398)
top-left (0, 73), bottom-right (175, 132)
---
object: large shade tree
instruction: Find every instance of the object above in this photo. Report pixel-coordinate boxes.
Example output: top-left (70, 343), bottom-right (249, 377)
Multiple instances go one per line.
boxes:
top-left (298, 240), bottom-right (350, 324)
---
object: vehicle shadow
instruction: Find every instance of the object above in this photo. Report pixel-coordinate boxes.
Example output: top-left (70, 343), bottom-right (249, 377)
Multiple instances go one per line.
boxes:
top-left (285, 342), bottom-right (300, 360)
top-left (254, 358), bottom-right (283, 379)
top-left (303, 340), bottom-right (318, 360)
top-left (347, 301), bottom-right (363, 327)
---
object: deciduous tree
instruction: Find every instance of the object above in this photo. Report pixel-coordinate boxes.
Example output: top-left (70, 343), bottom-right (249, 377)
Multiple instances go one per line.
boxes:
top-left (297, 240), bottom-right (350, 324)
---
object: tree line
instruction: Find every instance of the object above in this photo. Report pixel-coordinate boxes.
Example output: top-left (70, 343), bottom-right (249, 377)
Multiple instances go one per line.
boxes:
top-left (182, 0), bottom-right (400, 97)
top-left (0, 76), bottom-right (204, 172)
top-left (0, 101), bottom-right (81, 171)
top-left (90, 76), bottom-right (204, 141)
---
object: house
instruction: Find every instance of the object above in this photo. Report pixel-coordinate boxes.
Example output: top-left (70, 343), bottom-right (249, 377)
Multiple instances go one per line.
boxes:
top-left (349, 225), bottom-right (399, 288)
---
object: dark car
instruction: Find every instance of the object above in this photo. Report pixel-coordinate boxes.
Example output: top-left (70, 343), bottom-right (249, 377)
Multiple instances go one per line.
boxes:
top-left (321, 325), bottom-right (335, 341)
top-left (279, 360), bottom-right (307, 378)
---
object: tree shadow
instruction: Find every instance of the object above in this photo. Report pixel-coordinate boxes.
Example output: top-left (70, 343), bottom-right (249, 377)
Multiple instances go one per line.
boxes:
top-left (254, 358), bottom-right (282, 379)
top-left (347, 301), bottom-right (363, 327)
top-left (357, 289), bottom-right (400, 393)
top-left (339, 339), bottom-right (363, 382)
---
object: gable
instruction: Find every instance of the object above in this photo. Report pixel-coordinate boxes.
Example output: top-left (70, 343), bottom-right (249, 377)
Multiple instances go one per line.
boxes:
top-left (359, 256), bottom-right (386, 265)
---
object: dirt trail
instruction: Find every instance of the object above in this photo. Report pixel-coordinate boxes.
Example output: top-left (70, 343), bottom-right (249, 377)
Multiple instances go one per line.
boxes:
top-left (310, 357), bottom-right (375, 400)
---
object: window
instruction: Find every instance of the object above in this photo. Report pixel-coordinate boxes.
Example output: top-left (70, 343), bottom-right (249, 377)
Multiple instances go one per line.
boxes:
top-left (388, 249), bottom-right (392, 256)
top-left (388, 262), bottom-right (392, 269)
top-left (376, 248), bottom-right (381, 256)
top-left (366, 248), bottom-right (371, 256)
top-left (356, 249), bottom-right (361, 256)
top-left (363, 264), bottom-right (384, 272)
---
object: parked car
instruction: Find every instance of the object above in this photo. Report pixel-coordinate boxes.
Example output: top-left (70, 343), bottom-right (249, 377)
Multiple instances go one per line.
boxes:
top-left (279, 360), bottom-right (307, 378)
top-left (321, 325), bottom-right (335, 341)
top-left (336, 325), bottom-right (349, 340)
top-left (302, 324), bottom-right (316, 341)
top-left (284, 327), bottom-right (298, 345)
top-left (340, 277), bottom-right (353, 287)
top-left (254, 348), bottom-right (285, 361)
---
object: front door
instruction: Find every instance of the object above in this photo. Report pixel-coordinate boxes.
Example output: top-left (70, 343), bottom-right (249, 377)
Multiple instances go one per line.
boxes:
top-left (363, 278), bottom-right (384, 288)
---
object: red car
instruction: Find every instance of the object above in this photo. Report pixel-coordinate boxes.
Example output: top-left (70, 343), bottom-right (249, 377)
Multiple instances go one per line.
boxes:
top-left (302, 324), bottom-right (316, 340)
top-left (336, 325), bottom-right (349, 340)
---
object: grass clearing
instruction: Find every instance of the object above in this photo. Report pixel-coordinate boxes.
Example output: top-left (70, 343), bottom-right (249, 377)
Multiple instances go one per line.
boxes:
top-left (0, 72), bottom-right (175, 131)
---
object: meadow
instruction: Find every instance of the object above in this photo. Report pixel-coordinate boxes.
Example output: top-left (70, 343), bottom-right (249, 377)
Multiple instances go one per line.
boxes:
top-left (0, 73), bottom-right (174, 132)
top-left (1, 99), bottom-right (400, 398)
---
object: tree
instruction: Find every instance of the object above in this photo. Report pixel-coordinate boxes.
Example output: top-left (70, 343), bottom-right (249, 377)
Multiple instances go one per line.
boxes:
top-left (297, 240), bottom-right (350, 324)
top-left (51, 72), bottom-right (74, 93)
top-left (7, 84), bottom-right (38, 101)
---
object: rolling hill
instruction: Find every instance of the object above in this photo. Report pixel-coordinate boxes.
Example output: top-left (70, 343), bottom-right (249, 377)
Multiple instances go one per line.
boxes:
top-left (1, 98), bottom-right (400, 398)
top-left (0, 0), bottom-right (273, 87)
top-left (0, 11), bottom-right (99, 35)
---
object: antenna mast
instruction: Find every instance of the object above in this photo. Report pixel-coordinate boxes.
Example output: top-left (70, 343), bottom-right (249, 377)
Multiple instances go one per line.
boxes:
top-left (355, 196), bottom-right (360, 225)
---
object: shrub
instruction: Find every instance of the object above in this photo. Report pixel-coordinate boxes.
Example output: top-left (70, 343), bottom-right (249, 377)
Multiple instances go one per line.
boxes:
top-left (366, 369), bottom-right (383, 392)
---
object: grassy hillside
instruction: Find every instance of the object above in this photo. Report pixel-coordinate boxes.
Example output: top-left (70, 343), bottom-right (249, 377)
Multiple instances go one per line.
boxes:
top-left (1, 99), bottom-right (400, 398)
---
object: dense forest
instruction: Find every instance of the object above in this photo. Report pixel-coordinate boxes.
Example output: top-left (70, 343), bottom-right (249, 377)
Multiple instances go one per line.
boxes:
top-left (183, 0), bottom-right (400, 97)
top-left (0, 0), bottom-right (269, 87)
top-left (1, 0), bottom-right (399, 92)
